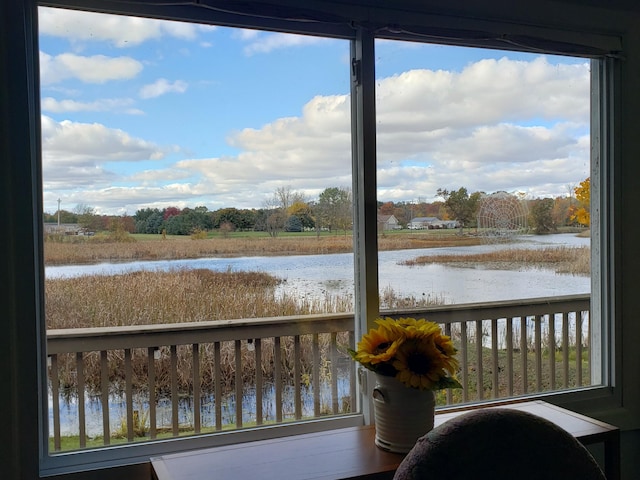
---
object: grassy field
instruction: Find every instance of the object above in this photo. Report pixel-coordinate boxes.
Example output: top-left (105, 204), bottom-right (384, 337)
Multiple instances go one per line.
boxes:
top-left (44, 229), bottom-right (483, 265)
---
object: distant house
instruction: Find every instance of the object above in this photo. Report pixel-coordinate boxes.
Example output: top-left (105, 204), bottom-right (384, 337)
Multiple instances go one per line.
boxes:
top-left (428, 219), bottom-right (460, 229)
top-left (43, 223), bottom-right (83, 235)
top-left (408, 216), bottom-right (439, 229)
top-left (377, 214), bottom-right (400, 231)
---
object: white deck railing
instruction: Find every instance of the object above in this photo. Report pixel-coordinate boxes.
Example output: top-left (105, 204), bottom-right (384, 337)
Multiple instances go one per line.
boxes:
top-left (47, 294), bottom-right (590, 451)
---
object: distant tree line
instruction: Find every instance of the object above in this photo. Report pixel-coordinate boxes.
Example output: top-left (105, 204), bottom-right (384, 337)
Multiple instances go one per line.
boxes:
top-left (44, 179), bottom-right (590, 237)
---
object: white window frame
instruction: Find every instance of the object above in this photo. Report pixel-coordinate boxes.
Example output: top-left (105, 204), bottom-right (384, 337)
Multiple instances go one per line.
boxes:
top-left (2, 1), bottom-right (633, 478)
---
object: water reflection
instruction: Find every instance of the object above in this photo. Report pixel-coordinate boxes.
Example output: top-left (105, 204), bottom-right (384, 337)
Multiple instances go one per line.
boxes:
top-left (51, 378), bottom-right (353, 438)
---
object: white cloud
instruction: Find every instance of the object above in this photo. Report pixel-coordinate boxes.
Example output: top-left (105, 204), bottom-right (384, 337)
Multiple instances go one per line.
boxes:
top-left (41, 97), bottom-right (138, 114)
top-left (242, 32), bottom-right (329, 55)
top-left (38, 7), bottom-right (206, 47)
top-left (40, 52), bottom-right (143, 85)
top-left (41, 115), bottom-right (170, 193)
top-left (139, 79), bottom-right (188, 99)
top-left (41, 56), bottom-right (591, 214)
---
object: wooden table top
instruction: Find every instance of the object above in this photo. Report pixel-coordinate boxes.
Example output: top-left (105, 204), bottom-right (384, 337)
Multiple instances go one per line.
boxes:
top-left (151, 400), bottom-right (619, 480)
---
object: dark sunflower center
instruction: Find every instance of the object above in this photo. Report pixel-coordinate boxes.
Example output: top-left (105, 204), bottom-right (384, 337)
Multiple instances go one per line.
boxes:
top-left (374, 341), bottom-right (392, 354)
top-left (407, 352), bottom-right (431, 374)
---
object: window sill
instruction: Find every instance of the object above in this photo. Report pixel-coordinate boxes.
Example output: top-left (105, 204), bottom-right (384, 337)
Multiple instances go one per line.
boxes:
top-left (150, 400), bottom-right (620, 480)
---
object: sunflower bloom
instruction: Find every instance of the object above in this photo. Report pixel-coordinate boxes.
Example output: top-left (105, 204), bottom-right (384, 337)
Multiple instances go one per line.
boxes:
top-left (392, 338), bottom-right (445, 390)
top-left (355, 326), bottom-right (403, 366)
top-left (433, 332), bottom-right (459, 375)
top-left (349, 317), bottom-right (461, 391)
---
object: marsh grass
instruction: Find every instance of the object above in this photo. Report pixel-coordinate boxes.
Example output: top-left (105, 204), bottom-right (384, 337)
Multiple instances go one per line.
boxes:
top-left (47, 268), bottom-right (441, 400)
top-left (403, 246), bottom-right (590, 275)
top-left (44, 231), bottom-right (483, 265)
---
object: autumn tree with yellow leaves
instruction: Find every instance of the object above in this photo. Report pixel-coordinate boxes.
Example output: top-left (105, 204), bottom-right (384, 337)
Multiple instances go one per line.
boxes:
top-left (572, 177), bottom-right (590, 226)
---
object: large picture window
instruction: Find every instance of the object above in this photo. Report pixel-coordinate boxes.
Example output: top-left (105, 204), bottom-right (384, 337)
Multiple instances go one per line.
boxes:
top-left (40, 6), bottom-right (358, 457)
top-left (26, 2), bottom-right (618, 477)
top-left (373, 39), bottom-right (597, 404)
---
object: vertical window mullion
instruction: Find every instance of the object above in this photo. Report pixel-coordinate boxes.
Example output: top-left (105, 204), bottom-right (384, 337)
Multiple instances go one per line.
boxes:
top-left (351, 27), bottom-right (379, 424)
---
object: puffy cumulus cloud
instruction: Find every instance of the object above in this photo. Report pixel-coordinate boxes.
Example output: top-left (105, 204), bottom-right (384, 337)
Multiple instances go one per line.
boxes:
top-left (376, 57), bottom-right (588, 136)
top-left (39, 7), bottom-right (207, 47)
top-left (226, 94), bottom-right (352, 177)
top-left (242, 32), bottom-right (329, 55)
top-left (40, 118), bottom-right (179, 210)
top-left (41, 97), bottom-right (140, 114)
top-left (139, 79), bottom-right (188, 99)
top-left (40, 52), bottom-right (143, 85)
top-left (40, 116), bottom-right (170, 196)
top-left (41, 116), bottom-right (166, 165)
top-left (41, 56), bottom-right (591, 213)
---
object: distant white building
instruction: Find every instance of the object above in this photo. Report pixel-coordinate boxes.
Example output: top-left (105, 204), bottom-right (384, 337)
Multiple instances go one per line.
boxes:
top-left (408, 216), bottom-right (439, 229)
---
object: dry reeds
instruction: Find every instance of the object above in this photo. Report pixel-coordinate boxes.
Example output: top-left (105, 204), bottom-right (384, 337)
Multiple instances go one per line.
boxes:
top-left (43, 232), bottom-right (482, 265)
top-left (46, 269), bottom-right (418, 399)
top-left (402, 246), bottom-right (590, 276)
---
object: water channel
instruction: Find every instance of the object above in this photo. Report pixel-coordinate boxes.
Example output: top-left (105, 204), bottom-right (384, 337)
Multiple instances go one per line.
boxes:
top-left (46, 233), bottom-right (590, 305)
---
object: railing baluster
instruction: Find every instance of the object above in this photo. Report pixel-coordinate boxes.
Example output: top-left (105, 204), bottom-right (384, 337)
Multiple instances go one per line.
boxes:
top-left (275, 337), bottom-right (282, 423)
top-left (587, 310), bottom-right (592, 381)
top-left (312, 333), bottom-right (320, 417)
top-left (535, 315), bottom-right (542, 392)
top-left (170, 345), bottom-right (178, 436)
top-left (475, 320), bottom-right (483, 400)
top-left (76, 352), bottom-right (86, 448)
top-left (147, 347), bottom-right (157, 439)
top-left (445, 323), bottom-right (453, 404)
top-left (193, 343), bottom-right (200, 434)
top-left (331, 332), bottom-right (339, 414)
top-left (235, 340), bottom-right (242, 427)
top-left (562, 312), bottom-right (570, 387)
top-left (100, 350), bottom-right (110, 445)
top-left (491, 318), bottom-right (498, 398)
top-left (255, 339), bottom-right (263, 425)
top-left (50, 354), bottom-right (61, 452)
top-left (214, 341), bottom-right (222, 431)
top-left (348, 331), bottom-right (356, 413)
top-left (125, 348), bottom-right (134, 442)
top-left (520, 317), bottom-right (527, 394)
top-left (549, 313), bottom-right (556, 390)
top-left (460, 322), bottom-right (468, 402)
top-left (576, 312), bottom-right (583, 386)
top-left (294, 335), bottom-right (302, 420)
top-left (506, 318), bottom-right (513, 396)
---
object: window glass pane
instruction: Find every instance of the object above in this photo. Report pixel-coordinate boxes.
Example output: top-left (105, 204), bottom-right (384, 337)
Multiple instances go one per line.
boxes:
top-left (40, 6), bottom-right (355, 452)
top-left (374, 39), bottom-right (595, 403)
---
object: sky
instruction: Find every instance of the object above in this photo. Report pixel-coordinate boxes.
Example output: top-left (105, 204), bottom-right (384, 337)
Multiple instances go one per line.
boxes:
top-left (38, 6), bottom-right (591, 216)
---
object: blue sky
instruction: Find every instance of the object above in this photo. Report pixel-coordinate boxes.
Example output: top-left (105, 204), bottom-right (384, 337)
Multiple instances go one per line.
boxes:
top-left (38, 6), bottom-right (590, 216)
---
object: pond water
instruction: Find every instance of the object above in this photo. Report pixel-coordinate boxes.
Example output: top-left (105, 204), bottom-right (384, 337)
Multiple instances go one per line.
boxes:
top-left (46, 233), bottom-right (590, 305)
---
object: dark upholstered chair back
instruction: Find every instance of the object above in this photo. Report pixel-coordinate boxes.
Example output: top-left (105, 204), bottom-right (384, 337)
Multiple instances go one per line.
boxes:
top-left (393, 408), bottom-right (606, 480)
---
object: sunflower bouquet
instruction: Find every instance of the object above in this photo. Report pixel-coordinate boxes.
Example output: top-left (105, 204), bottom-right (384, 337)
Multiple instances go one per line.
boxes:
top-left (349, 317), bottom-right (462, 390)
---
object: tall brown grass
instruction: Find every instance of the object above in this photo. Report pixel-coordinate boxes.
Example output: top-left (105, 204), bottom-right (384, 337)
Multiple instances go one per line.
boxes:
top-left (402, 246), bottom-right (590, 275)
top-left (44, 232), bottom-right (483, 265)
top-left (47, 269), bottom-right (439, 398)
